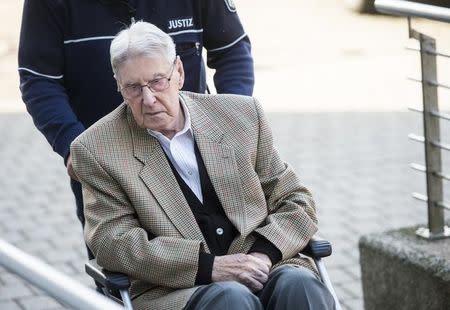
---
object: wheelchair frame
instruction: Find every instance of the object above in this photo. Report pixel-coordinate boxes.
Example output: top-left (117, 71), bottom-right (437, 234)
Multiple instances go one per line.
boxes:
top-left (86, 238), bottom-right (341, 310)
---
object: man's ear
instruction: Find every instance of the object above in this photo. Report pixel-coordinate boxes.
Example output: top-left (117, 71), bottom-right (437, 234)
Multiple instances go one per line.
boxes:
top-left (114, 76), bottom-right (121, 92)
top-left (176, 56), bottom-right (185, 90)
top-left (114, 75), bottom-right (127, 103)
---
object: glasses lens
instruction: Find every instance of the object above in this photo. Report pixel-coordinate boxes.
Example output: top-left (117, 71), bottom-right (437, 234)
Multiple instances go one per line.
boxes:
top-left (150, 78), bottom-right (169, 92)
top-left (123, 85), bottom-right (141, 98)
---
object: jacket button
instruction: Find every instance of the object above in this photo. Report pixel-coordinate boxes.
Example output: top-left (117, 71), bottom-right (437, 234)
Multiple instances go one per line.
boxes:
top-left (216, 228), bottom-right (224, 235)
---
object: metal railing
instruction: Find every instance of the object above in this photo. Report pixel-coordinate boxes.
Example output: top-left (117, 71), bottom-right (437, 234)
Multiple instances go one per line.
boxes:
top-left (375, 0), bottom-right (450, 240)
top-left (0, 239), bottom-right (123, 310)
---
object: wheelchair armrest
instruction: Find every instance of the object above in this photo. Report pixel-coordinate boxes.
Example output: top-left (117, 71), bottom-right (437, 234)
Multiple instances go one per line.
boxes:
top-left (85, 259), bottom-right (130, 291)
top-left (301, 239), bottom-right (332, 258)
top-left (83, 240), bottom-right (331, 291)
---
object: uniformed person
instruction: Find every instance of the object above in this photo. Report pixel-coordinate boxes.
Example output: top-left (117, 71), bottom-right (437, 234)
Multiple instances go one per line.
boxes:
top-left (18, 0), bottom-right (254, 259)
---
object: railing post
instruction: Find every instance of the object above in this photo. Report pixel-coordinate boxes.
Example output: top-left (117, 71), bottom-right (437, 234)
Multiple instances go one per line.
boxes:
top-left (414, 31), bottom-right (449, 239)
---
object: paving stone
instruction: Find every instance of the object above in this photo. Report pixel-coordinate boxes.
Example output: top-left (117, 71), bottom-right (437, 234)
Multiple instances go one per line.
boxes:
top-left (18, 295), bottom-right (63, 310)
top-left (52, 262), bottom-right (80, 276)
top-left (16, 240), bottom-right (55, 255)
top-left (340, 280), bottom-right (364, 300)
top-left (48, 235), bottom-right (85, 251)
top-left (328, 267), bottom-right (358, 286)
top-left (0, 272), bottom-right (27, 285)
top-left (341, 297), bottom-right (364, 310)
top-left (0, 301), bottom-right (22, 310)
top-left (333, 284), bottom-right (356, 304)
top-left (0, 231), bottom-right (26, 244)
top-left (0, 282), bottom-right (34, 300)
top-left (341, 265), bottom-right (361, 281)
top-left (25, 283), bottom-right (67, 306)
top-left (28, 284), bottom-right (46, 295)
top-left (71, 273), bottom-right (95, 288)
top-left (22, 227), bottom-right (62, 241)
top-left (38, 248), bottom-right (81, 265)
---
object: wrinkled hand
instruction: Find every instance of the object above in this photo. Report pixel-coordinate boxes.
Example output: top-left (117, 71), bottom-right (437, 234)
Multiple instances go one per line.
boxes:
top-left (66, 154), bottom-right (78, 181)
top-left (211, 253), bottom-right (270, 292)
top-left (248, 252), bottom-right (272, 270)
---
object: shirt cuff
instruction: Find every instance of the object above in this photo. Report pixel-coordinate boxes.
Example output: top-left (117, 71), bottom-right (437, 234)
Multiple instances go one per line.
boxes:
top-left (195, 252), bottom-right (215, 285)
top-left (248, 237), bottom-right (282, 265)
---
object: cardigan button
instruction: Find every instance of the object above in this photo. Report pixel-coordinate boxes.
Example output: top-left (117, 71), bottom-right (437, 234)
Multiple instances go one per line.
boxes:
top-left (216, 228), bottom-right (224, 235)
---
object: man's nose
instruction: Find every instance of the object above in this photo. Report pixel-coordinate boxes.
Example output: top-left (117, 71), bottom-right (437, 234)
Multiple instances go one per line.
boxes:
top-left (142, 86), bottom-right (156, 106)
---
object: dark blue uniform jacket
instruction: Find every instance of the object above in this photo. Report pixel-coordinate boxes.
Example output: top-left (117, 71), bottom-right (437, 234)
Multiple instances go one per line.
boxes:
top-left (18, 0), bottom-right (254, 161)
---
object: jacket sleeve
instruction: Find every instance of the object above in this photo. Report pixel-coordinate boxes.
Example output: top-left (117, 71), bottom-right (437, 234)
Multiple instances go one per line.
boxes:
top-left (251, 98), bottom-right (318, 260)
top-left (207, 37), bottom-right (254, 96)
top-left (70, 139), bottom-right (203, 289)
top-left (202, 0), bottom-right (254, 95)
top-left (19, 0), bottom-right (84, 162)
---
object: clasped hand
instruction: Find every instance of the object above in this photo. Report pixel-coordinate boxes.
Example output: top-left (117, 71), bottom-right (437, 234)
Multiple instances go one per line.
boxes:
top-left (211, 252), bottom-right (272, 292)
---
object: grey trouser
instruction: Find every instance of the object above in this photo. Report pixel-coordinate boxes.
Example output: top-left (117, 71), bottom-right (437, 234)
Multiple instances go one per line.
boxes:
top-left (184, 265), bottom-right (336, 310)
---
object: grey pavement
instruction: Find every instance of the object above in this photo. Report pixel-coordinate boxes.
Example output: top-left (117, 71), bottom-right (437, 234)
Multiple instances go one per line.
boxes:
top-left (1, 111), bottom-right (449, 310)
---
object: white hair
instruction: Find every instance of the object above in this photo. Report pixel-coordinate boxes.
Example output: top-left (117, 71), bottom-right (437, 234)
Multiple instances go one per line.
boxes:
top-left (110, 21), bottom-right (176, 76)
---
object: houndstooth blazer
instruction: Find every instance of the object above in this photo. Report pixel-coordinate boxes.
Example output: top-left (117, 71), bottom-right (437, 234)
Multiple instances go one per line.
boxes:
top-left (70, 91), bottom-right (318, 310)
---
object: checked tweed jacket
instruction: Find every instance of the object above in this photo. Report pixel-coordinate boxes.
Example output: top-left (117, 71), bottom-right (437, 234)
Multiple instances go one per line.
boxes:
top-left (70, 91), bottom-right (319, 309)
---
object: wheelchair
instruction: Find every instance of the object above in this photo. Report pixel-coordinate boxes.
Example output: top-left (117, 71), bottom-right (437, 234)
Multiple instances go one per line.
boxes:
top-left (86, 238), bottom-right (342, 310)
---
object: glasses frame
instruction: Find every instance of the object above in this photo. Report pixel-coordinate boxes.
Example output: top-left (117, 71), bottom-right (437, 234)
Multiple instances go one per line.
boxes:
top-left (120, 57), bottom-right (177, 99)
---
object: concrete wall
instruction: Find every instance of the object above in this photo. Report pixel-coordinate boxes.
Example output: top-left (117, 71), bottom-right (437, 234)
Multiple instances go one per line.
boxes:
top-left (359, 226), bottom-right (450, 310)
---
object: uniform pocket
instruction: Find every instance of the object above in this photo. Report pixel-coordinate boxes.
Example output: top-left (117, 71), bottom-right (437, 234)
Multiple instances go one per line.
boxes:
top-left (176, 41), bottom-right (201, 57)
top-left (172, 35), bottom-right (205, 93)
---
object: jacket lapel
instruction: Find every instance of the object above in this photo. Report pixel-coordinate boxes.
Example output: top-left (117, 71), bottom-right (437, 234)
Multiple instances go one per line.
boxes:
top-left (184, 95), bottom-right (249, 241)
top-left (127, 107), bottom-right (209, 252)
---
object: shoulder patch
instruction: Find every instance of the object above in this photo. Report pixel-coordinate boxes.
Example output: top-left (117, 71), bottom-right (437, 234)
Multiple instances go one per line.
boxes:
top-left (224, 0), bottom-right (236, 12)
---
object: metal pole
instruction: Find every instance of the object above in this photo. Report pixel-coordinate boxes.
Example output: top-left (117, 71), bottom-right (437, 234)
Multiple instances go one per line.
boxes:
top-left (0, 239), bottom-right (123, 310)
top-left (315, 258), bottom-right (342, 310)
top-left (375, 0), bottom-right (450, 23)
top-left (415, 33), bottom-right (449, 240)
top-left (120, 289), bottom-right (134, 310)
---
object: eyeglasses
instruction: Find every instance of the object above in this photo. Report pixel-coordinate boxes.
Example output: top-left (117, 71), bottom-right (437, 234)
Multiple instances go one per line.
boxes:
top-left (120, 59), bottom-right (177, 99)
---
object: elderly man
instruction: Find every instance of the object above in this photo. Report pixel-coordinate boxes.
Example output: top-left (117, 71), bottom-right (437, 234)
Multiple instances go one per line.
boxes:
top-left (71, 21), bottom-right (335, 310)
